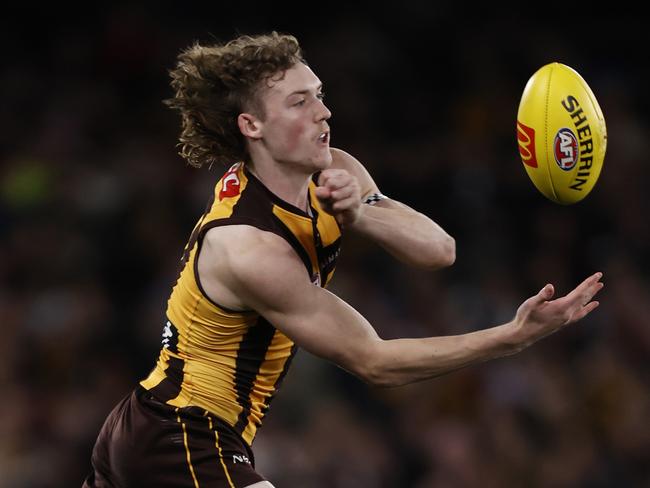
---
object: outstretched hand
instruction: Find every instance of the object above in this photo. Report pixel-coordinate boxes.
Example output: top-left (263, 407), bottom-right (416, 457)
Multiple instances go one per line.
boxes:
top-left (314, 169), bottom-right (363, 227)
top-left (510, 272), bottom-right (604, 351)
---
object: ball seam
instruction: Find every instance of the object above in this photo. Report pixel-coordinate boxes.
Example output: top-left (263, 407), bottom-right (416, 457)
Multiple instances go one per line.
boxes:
top-left (545, 63), bottom-right (560, 203)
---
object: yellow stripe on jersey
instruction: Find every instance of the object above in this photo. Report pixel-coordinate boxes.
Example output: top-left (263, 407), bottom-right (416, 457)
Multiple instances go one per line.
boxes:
top-left (141, 163), bottom-right (341, 446)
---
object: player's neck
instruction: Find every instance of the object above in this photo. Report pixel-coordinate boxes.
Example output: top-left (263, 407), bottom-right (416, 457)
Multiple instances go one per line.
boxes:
top-left (247, 159), bottom-right (312, 213)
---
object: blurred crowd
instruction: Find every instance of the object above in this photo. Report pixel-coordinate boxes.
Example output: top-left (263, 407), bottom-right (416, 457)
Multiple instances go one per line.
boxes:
top-left (1, 8), bottom-right (648, 487)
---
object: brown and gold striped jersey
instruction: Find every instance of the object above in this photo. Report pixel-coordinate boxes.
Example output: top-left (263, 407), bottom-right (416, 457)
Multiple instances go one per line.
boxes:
top-left (140, 163), bottom-right (341, 446)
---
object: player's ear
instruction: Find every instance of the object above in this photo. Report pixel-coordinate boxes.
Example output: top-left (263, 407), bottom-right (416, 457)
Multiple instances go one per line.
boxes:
top-left (238, 113), bottom-right (262, 140)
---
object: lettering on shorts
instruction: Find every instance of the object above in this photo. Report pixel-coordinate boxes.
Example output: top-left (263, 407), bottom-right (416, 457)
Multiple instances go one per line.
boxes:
top-left (232, 454), bottom-right (251, 465)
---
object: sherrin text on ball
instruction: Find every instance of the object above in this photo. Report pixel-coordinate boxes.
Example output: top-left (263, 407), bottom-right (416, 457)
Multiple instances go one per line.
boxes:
top-left (517, 62), bottom-right (607, 204)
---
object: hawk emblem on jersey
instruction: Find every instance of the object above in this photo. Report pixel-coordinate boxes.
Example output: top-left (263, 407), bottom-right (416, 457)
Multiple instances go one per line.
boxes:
top-left (219, 163), bottom-right (242, 201)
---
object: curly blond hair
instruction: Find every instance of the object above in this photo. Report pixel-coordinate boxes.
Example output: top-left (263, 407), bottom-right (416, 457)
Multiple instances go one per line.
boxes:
top-left (164, 32), bottom-right (304, 168)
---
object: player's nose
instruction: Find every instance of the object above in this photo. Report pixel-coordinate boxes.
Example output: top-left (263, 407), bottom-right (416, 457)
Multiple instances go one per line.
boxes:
top-left (315, 99), bottom-right (331, 122)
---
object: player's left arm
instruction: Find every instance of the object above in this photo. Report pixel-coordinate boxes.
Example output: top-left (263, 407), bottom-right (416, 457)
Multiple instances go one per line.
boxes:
top-left (315, 147), bottom-right (455, 270)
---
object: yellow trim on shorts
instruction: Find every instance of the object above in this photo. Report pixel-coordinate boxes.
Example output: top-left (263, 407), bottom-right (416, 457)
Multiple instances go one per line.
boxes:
top-left (176, 408), bottom-right (200, 488)
top-left (205, 412), bottom-right (236, 488)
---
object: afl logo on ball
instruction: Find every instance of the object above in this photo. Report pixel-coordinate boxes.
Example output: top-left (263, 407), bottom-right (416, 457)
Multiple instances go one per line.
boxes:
top-left (554, 128), bottom-right (579, 171)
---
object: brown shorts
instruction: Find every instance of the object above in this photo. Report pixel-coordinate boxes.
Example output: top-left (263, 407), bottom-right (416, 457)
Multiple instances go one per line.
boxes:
top-left (82, 386), bottom-right (265, 488)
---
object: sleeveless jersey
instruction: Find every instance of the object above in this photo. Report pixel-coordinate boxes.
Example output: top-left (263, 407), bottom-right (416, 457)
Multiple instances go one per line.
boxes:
top-left (140, 163), bottom-right (341, 446)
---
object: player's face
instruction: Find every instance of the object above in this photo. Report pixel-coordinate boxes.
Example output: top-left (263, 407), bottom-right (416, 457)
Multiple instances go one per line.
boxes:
top-left (257, 63), bottom-right (332, 172)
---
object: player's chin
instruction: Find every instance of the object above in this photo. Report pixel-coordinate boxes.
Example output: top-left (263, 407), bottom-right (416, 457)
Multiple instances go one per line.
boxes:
top-left (311, 147), bottom-right (333, 169)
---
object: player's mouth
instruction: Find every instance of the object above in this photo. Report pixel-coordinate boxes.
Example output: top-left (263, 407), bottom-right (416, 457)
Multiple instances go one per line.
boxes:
top-left (318, 131), bottom-right (330, 145)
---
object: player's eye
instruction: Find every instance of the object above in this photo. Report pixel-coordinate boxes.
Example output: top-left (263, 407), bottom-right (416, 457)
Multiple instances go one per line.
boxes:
top-left (293, 99), bottom-right (305, 107)
top-left (316, 92), bottom-right (325, 101)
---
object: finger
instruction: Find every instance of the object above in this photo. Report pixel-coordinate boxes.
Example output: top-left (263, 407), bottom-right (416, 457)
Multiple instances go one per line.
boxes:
top-left (332, 194), bottom-right (360, 211)
top-left (330, 184), bottom-right (355, 201)
top-left (566, 275), bottom-right (604, 307)
top-left (314, 186), bottom-right (331, 200)
top-left (569, 300), bottom-right (600, 323)
top-left (323, 171), bottom-right (354, 190)
top-left (582, 271), bottom-right (604, 289)
top-left (326, 177), bottom-right (351, 192)
top-left (319, 169), bottom-right (348, 186)
top-left (582, 281), bottom-right (605, 307)
top-left (566, 272), bottom-right (603, 300)
top-left (318, 171), bottom-right (339, 188)
top-left (532, 283), bottom-right (555, 305)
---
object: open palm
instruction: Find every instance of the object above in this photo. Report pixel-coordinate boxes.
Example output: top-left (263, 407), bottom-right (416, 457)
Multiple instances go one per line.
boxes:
top-left (513, 272), bottom-right (604, 349)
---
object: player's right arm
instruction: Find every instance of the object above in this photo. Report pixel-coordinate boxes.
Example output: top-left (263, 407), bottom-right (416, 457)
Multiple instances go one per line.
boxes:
top-left (200, 226), bottom-right (604, 387)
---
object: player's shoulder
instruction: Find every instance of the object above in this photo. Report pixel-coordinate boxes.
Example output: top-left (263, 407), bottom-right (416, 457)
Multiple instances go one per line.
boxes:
top-left (203, 224), bottom-right (293, 260)
top-left (330, 147), bottom-right (363, 171)
top-left (202, 225), bottom-right (306, 285)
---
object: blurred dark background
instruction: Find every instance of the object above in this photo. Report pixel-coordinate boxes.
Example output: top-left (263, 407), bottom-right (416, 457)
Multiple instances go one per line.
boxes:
top-left (1, 6), bottom-right (648, 487)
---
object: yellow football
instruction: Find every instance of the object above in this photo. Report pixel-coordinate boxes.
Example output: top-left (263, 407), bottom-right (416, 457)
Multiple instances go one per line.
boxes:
top-left (516, 62), bottom-right (607, 204)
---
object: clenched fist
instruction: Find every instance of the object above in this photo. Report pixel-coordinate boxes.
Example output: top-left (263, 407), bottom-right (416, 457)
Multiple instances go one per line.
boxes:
top-left (314, 169), bottom-right (363, 227)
